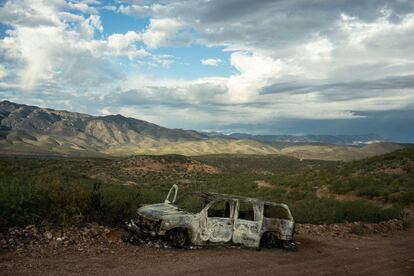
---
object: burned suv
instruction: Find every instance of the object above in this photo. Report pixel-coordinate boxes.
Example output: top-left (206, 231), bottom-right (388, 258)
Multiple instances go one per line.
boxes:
top-left (126, 185), bottom-right (296, 250)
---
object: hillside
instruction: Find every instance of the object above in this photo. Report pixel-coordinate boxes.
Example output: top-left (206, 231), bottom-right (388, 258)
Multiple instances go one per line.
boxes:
top-left (103, 138), bottom-right (280, 156)
top-left (246, 147), bottom-right (414, 205)
top-left (279, 143), bottom-right (403, 161)
top-left (0, 100), bottom-right (404, 160)
top-left (1, 149), bottom-right (409, 230)
top-left (0, 100), bottom-right (208, 156)
top-left (227, 133), bottom-right (383, 146)
top-left (0, 100), bottom-right (205, 144)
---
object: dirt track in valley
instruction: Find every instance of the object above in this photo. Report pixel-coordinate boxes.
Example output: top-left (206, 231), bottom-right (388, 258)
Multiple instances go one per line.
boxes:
top-left (1, 226), bottom-right (413, 276)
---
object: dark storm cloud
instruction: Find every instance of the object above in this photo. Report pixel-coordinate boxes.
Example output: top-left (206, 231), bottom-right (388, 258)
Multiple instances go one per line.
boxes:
top-left (177, 0), bottom-right (414, 23)
top-left (223, 109), bottom-right (414, 143)
top-left (261, 75), bottom-right (414, 97)
top-left (152, 0), bottom-right (414, 51)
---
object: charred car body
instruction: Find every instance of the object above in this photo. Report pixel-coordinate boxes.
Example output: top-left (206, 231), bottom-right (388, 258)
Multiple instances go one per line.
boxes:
top-left (126, 185), bottom-right (296, 250)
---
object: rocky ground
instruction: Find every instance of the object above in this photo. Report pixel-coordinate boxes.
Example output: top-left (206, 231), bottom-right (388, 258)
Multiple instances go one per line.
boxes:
top-left (1, 220), bottom-right (413, 275)
top-left (297, 219), bottom-right (407, 237)
top-left (0, 220), bottom-right (406, 255)
top-left (0, 224), bottom-right (124, 256)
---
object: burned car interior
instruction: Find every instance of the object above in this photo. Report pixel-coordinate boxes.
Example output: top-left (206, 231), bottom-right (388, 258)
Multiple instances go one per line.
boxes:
top-left (207, 200), bottom-right (231, 218)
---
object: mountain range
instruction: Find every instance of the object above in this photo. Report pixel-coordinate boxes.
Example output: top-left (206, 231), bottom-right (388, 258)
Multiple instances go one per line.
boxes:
top-left (226, 133), bottom-right (382, 146)
top-left (0, 100), bottom-right (403, 160)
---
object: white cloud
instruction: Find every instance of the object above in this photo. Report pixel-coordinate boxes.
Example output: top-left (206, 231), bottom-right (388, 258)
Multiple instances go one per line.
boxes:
top-left (66, 1), bottom-right (98, 14)
top-left (107, 31), bottom-right (148, 59)
top-left (141, 18), bottom-right (189, 49)
top-left (201, 58), bottom-right (222, 66)
top-left (150, 54), bottom-right (175, 67)
top-left (0, 65), bottom-right (7, 79)
top-left (0, 0), bottom-right (149, 91)
top-left (119, 4), bottom-right (151, 18)
top-left (226, 52), bottom-right (300, 103)
top-left (338, 10), bottom-right (414, 56)
top-left (102, 5), bottom-right (117, 12)
top-left (2, 0), bottom-right (414, 138)
top-left (0, 0), bottom-right (62, 27)
top-left (99, 107), bottom-right (113, 115)
top-left (303, 37), bottom-right (334, 62)
top-left (77, 14), bottom-right (103, 39)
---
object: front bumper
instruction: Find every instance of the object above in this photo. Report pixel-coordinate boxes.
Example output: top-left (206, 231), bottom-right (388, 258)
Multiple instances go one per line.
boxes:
top-left (126, 216), bottom-right (163, 237)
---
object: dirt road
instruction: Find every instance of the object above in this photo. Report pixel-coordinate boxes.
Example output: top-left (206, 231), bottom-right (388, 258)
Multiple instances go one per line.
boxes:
top-left (1, 226), bottom-right (413, 276)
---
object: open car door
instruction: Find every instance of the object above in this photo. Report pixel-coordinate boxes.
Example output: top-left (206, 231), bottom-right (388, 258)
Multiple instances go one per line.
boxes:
top-left (164, 184), bottom-right (178, 204)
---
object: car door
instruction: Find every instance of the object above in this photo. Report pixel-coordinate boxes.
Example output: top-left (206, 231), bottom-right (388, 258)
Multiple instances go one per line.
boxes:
top-left (232, 200), bottom-right (263, 247)
top-left (205, 200), bottom-right (234, 243)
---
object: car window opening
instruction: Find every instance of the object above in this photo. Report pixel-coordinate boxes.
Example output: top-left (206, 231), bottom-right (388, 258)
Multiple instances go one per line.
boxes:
top-left (208, 200), bottom-right (231, 218)
top-left (264, 204), bottom-right (290, 220)
top-left (238, 202), bottom-right (255, 221)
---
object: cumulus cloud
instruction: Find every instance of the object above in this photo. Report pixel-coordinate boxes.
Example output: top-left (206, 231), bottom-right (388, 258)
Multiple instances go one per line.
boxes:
top-left (201, 58), bottom-right (222, 66)
top-left (119, 4), bottom-right (151, 18)
top-left (1, 0), bottom-right (414, 141)
top-left (226, 52), bottom-right (302, 103)
top-left (74, 14), bottom-right (103, 40)
top-left (0, 0), bottom-right (148, 92)
top-left (107, 1), bottom-right (414, 138)
top-left (107, 31), bottom-right (149, 59)
top-left (141, 18), bottom-right (192, 49)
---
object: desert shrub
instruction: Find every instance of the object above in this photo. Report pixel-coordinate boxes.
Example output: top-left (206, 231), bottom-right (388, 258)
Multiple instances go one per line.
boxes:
top-left (0, 177), bottom-right (43, 227)
top-left (290, 198), bottom-right (403, 224)
top-left (0, 153), bottom-right (410, 229)
top-left (397, 190), bottom-right (414, 205)
top-left (0, 163), bottom-right (142, 229)
top-left (349, 223), bottom-right (371, 235)
top-left (95, 184), bottom-right (141, 225)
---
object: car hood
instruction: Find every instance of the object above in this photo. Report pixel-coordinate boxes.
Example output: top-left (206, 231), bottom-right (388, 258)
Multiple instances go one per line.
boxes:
top-left (137, 203), bottom-right (189, 220)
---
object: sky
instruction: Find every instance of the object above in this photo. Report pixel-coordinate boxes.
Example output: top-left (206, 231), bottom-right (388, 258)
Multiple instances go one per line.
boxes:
top-left (0, 0), bottom-right (414, 142)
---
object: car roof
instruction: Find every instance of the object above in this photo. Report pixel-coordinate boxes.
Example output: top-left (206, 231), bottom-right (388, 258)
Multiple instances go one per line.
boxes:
top-left (192, 191), bottom-right (289, 207)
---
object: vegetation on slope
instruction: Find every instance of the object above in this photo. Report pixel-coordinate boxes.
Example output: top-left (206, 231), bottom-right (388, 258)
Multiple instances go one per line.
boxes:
top-left (325, 149), bottom-right (414, 204)
top-left (197, 149), bottom-right (414, 205)
top-left (1, 150), bottom-right (409, 229)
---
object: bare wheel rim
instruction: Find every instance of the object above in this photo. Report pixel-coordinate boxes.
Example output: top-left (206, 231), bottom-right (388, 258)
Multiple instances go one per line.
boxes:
top-left (175, 230), bottom-right (186, 247)
top-left (261, 232), bottom-right (278, 248)
top-left (169, 229), bottom-right (187, 248)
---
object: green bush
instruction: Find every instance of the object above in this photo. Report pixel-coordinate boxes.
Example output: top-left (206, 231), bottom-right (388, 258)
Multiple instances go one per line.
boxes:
top-left (0, 167), bottom-right (142, 228)
top-left (0, 154), bottom-right (409, 229)
top-left (291, 198), bottom-right (404, 224)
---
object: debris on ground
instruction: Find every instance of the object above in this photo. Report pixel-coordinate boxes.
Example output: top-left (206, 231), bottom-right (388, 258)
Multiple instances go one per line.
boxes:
top-left (296, 219), bottom-right (406, 238)
top-left (0, 223), bottom-right (124, 256)
top-left (0, 219), bottom-right (408, 256)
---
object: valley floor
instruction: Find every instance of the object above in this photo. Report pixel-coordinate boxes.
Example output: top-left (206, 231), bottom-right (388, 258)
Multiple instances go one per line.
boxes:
top-left (1, 224), bottom-right (413, 276)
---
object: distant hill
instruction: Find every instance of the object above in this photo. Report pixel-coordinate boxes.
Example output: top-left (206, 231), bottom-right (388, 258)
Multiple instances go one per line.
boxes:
top-left (0, 100), bottom-right (206, 143)
top-left (214, 133), bottom-right (384, 146)
top-left (0, 100), bottom-right (404, 160)
top-left (278, 143), bottom-right (403, 161)
top-left (0, 100), bottom-right (208, 156)
top-left (103, 138), bottom-right (280, 156)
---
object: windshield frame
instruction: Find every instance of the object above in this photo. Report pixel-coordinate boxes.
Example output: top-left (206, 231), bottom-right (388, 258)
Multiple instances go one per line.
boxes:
top-left (173, 193), bottom-right (211, 214)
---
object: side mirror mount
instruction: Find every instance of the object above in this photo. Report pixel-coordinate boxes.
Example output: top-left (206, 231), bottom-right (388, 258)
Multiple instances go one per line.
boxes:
top-left (165, 184), bottom-right (178, 204)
